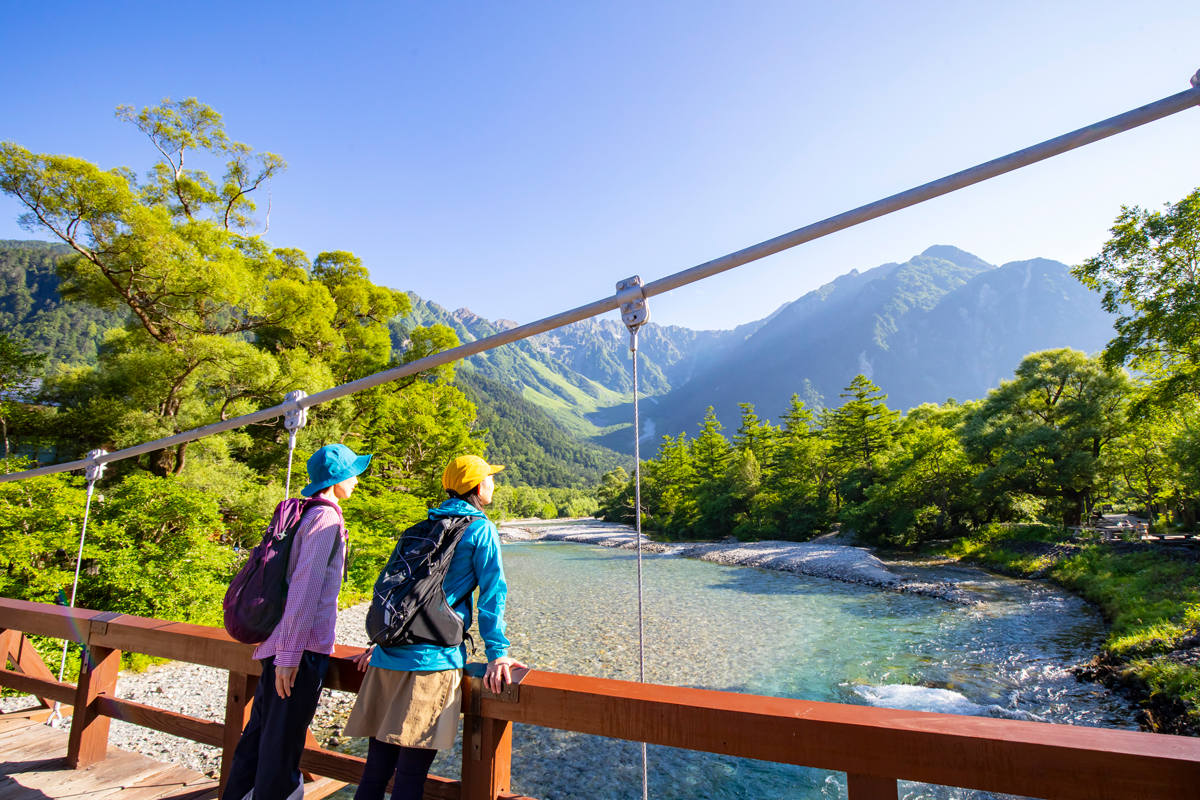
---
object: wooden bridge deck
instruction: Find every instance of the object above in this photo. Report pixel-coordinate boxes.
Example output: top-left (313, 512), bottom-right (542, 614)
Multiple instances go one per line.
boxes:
top-left (0, 711), bottom-right (218, 800)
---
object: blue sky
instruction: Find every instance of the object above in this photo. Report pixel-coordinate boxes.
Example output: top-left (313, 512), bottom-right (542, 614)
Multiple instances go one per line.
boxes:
top-left (2, 1), bottom-right (1198, 330)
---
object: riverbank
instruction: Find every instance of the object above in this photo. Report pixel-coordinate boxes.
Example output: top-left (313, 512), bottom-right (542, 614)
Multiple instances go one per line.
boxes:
top-left (499, 521), bottom-right (981, 604)
top-left (933, 523), bottom-right (1200, 735)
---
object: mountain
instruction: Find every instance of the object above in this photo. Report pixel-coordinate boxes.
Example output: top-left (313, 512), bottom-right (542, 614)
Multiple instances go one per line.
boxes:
top-left (456, 371), bottom-right (629, 487)
top-left (0, 240), bottom-right (127, 366)
top-left (629, 246), bottom-right (1118, 448)
top-left (393, 293), bottom-right (778, 439)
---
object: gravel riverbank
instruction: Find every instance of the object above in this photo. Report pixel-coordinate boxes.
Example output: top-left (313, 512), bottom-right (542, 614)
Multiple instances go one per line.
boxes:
top-left (501, 521), bottom-right (981, 604)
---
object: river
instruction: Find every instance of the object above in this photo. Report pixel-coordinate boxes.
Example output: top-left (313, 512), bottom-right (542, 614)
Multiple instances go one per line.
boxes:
top-left (336, 539), bottom-right (1134, 800)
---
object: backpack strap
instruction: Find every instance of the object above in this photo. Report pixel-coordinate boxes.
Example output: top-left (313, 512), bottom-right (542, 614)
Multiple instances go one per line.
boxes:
top-left (299, 497), bottom-right (347, 567)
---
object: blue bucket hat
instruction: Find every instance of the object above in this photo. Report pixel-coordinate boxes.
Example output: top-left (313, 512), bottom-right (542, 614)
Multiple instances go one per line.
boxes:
top-left (301, 444), bottom-right (373, 497)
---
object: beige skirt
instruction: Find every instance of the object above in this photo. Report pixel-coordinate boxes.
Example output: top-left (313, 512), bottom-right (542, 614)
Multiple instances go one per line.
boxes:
top-left (343, 666), bottom-right (462, 749)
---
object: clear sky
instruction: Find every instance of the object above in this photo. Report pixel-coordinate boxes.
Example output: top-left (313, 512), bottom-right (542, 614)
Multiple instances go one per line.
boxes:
top-left (2, 1), bottom-right (1198, 331)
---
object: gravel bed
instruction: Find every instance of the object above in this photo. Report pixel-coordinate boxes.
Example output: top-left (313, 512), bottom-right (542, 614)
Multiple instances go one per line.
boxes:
top-left (501, 521), bottom-right (979, 604)
top-left (1, 604), bottom-right (375, 778)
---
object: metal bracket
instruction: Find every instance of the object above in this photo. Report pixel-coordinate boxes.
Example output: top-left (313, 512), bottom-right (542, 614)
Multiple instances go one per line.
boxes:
top-left (616, 276), bottom-right (650, 333)
top-left (88, 611), bottom-right (122, 639)
top-left (1192, 69), bottom-right (1200, 89)
top-left (284, 390), bottom-right (308, 432)
top-left (84, 450), bottom-right (107, 484)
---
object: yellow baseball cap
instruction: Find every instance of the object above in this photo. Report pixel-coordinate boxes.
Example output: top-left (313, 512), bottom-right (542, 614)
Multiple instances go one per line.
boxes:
top-left (442, 455), bottom-right (504, 494)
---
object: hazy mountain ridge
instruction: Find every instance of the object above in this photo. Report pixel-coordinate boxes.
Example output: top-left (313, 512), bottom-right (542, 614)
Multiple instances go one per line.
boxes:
top-left (625, 246), bottom-right (1117, 450)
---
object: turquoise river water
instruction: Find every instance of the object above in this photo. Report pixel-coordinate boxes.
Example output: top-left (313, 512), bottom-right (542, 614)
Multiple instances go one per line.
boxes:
top-left (344, 541), bottom-right (1135, 800)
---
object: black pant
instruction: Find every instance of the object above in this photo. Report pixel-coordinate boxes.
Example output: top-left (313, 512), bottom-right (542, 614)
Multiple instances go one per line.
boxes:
top-left (223, 652), bottom-right (330, 800)
top-left (353, 737), bottom-right (438, 800)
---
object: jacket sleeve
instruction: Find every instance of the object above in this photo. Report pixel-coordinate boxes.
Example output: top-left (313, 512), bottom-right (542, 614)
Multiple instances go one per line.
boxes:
top-left (470, 518), bottom-right (510, 661)
top-left (272, 507), bottom-right (343, 668)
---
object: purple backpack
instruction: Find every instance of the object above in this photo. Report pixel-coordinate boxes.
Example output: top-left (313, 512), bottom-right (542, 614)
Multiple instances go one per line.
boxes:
top-left (223, 497), bottom-right (343, 644)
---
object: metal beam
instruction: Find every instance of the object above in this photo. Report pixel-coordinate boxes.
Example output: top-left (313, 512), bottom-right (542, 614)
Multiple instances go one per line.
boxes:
top-left (3, 79), bottom-right (1198, 484)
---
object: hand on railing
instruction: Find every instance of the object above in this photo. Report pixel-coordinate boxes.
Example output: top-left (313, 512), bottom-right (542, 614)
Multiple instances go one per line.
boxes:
top-left (485, 656), bottom-right (527, 694)
top-left (352, 646), bottom-right (374, 672)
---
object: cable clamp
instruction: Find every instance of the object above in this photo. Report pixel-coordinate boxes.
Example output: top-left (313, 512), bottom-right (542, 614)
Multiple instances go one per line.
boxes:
top-left (284, 390), bottom-right (308, 432)
top-left (616, 275), bottom-right (650, 333)
top-left (84, 450), bottom-right (107, 484)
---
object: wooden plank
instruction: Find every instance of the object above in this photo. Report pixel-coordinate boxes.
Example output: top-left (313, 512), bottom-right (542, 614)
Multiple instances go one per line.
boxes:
top-left (0, 756), bottom-right (65, 781)
top-left (84, 615), bottom-right (259, 675)
top-left (847, 773), bottom-right (898, 800)
top-left (93, 697), bottom-right (224, 748)
top-left (0, 668), bottom-right (76, 705)
top-left (480, 670), bottom-right (1200, 800)
top-left (0, 602), bottom-right (103, 642)
top-left (67, 644), bottom-right (121, 769)
top-left (302, 776), bottom-right (347, 800)
top-left (100, 765), bottom-right (208, 800)
top-left (0, 718), bottom-right (39, 739)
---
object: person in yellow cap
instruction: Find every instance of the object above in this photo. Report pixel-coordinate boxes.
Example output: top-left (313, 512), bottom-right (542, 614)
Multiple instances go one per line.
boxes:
top-left (344, 454), bottom-right (524, 800)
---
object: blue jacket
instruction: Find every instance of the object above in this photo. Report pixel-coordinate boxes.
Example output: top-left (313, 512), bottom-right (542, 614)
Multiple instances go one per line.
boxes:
top-left (369, 498), bottom-right (510, 672)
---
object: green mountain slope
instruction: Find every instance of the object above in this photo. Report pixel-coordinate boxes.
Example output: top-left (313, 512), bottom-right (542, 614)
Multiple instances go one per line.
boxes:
top-left (457, 371), bottom-right (630, 487)
top-left (0, 240), bottom-right (127, 366)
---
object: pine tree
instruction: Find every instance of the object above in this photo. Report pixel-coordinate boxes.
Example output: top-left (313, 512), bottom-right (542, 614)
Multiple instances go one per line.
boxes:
top-left (824, 375), bottom-right (898, 471)
top-left (692, 406), bottom-right (732, 483)
top-left (733, 402), bottom-right (778, 472)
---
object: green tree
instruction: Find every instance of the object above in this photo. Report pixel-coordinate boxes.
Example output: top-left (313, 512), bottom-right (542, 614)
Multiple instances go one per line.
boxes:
top-left (824, 375), bottom-right (898, 470)
top-left (842, 402), bottom-right (980, 546)
top-left (962, 348), bottom-right (1131, 527)
top-left (0, 331), bottom-right (45, 462)
top-left (1073, 188), bottom-right (1200, 408)
top-left (733, 403), bottom-right (777, 469)
top-left (692, 407), bottom-right (731, 483)
top-left (655, 433), bottom-right (697, 533)
top-left (1103, 408), bottom-right (1180, 526)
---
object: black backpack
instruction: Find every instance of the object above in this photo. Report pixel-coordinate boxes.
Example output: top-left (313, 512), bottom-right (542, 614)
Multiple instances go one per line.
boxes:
top-left (365, 516), bottom-right (475, 648)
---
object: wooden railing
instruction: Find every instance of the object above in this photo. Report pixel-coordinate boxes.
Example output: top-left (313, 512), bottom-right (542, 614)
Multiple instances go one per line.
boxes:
top-left (2, 597), bottom-right (1199, 800)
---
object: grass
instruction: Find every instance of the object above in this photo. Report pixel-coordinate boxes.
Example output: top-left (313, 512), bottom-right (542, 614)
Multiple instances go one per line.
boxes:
top-left (940, 523), bottom-right (1200, 727)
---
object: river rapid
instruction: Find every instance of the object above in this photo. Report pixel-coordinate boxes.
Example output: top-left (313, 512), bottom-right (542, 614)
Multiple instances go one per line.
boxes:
top-left (339, 539), bottom-right (1136, 800)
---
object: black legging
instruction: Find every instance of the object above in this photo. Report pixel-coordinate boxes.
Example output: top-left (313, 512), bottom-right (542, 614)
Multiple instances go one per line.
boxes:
top-left (353, 737), bottom-right (439, 800)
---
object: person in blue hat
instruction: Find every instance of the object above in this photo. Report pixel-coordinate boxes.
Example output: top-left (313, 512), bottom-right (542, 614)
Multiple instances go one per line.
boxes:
top-left (223, 443), bottom-right (372, 800)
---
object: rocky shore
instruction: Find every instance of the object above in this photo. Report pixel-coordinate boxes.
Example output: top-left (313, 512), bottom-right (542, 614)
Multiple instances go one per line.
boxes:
top-left (500, 521), bottom-right (981, 604)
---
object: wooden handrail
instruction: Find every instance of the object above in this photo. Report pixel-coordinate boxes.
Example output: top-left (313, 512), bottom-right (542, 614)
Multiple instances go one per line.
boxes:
top-left (2, 597), bottom-right (1200, 800)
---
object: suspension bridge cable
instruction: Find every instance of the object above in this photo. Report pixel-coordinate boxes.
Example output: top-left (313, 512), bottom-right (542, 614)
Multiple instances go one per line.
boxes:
top-left (1, 76), bottom-right (1197, 486)
top-left (47, 450), bottom-right (105, 727)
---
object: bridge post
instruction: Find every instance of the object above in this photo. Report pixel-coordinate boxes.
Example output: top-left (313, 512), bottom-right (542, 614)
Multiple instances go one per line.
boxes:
top-left (461, 676), bottom-right (513, 800)
top-left (221, 671), bottom-right (257, 794)
top-left (66, 643), bottom-right (121, 769)
top-left (1, 629), bottom-right (64, 717)
top-left (846, 773), bottom-right (898, 799)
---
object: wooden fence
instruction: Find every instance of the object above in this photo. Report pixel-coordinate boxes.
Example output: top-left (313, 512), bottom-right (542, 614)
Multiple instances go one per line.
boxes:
top-left (2, 597), bottom-right (1199, 800)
